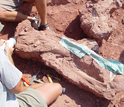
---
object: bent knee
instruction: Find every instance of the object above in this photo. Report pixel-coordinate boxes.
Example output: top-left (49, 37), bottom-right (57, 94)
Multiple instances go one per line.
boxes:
top-left (53, 83), bottom-right (62, 95)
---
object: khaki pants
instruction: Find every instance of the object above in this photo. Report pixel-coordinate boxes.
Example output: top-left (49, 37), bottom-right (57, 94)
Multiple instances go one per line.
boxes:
top-left (16, 88), bottom-right (47, 107)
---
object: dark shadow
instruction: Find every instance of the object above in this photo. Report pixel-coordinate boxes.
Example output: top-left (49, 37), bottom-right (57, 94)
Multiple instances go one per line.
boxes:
top-left (119, 50), bottom-right (124, 64)
top-left (0, 2), bottom-right (34, 39)
top-left (61, 80), bottom-right (111, 107)
top-left (64, 15), bottom-right (88, 40)
top-left (0, 22), bottom-right (18, 39)
top-left (13, 53), bottom-right (46, 75)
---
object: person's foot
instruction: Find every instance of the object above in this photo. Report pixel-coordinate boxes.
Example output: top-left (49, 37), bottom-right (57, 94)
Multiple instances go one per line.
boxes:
top-left (30, 17), bottom-right (55, 32)
top-left (41, 26), bottom-right (49, 30)
top-left (31, 17), bottom-right (41, 30)
top-left (38, 24), bottom-right (55, 32)
top-left (38, 23), bottom-right (49, 30)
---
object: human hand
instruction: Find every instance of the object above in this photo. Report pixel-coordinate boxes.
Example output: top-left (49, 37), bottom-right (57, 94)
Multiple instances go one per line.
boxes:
top-left (5, 42), bottom-right (14, 56)
top-left (0, 39), bottom-right (6, 46)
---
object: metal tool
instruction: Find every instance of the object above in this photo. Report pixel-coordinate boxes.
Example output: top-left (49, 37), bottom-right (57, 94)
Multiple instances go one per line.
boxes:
top-left (49, 74), bottom-right (61, 81)
top-left (33, 79), bottom-right (44, 83)
top-left (29, 70), bottom-right (44, 84)
top-left (47, 74), bottom-right (53, 83)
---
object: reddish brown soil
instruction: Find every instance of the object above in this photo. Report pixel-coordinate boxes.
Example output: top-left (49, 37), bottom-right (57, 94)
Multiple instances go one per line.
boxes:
top-left (0, 2), bottom-right (124, 107)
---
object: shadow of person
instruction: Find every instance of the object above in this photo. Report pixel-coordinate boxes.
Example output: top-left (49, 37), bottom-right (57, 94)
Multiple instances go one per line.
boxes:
top-left (64, 15), bottom-right (88, 40)
top-left (119, 50), bottom-right (124, 64)
top-left (0, 2), bottom-right (34, 39)
top-left (0, 21), bottom-right (18, 39)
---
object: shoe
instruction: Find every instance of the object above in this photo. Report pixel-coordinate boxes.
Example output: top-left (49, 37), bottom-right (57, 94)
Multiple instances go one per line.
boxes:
top-left (38, 23), bottom-right (55, 32)
top-left (31, 17), bottom-right (41, 30)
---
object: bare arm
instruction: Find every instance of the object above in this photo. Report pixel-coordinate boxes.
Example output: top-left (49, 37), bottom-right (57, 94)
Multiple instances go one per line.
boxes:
top-left (0, 7), bottom-right (34, 22)
top-left (4, 42), bottom-right (44, 94)
top-left (10, 79), bottom-right (44, 94)
top-left (3, 42), bottom-right (62, 106)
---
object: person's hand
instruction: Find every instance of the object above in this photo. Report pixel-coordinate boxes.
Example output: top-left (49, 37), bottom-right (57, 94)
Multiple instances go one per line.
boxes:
top-left (0, 39), bottom-right (6, 46)
top-left (5, 42), bottom-right (14, 56)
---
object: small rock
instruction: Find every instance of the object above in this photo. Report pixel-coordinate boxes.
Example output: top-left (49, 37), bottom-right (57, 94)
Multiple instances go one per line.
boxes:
top-left (65, 99), bottom-right (69, 103)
